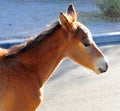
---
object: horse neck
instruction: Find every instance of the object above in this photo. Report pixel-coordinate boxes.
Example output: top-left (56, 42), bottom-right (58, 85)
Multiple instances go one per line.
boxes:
top-left (16, 27), bottom-right (66, 87)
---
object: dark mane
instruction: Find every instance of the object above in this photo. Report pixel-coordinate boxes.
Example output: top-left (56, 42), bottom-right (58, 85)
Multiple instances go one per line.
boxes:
top-left (6, 21), bottom-right (61, 57)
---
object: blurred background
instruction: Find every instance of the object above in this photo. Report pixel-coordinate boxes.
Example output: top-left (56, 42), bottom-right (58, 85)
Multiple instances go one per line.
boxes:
top-left (0, 0), bottom-right (120, 40)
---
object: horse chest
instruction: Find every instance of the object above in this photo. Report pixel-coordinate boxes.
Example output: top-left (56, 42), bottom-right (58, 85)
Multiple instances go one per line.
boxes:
top-left (0, 71), bottom-right (42, 111)
top-left (0, 82), bottom-right (41, 111)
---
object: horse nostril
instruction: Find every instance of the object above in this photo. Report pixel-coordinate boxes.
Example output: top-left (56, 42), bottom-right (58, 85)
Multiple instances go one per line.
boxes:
top-left (105, 62), bottom-right (108, 71)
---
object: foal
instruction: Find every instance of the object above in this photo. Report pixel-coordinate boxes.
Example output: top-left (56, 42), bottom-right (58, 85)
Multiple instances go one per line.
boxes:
top-left (0, 4), bottom-right (108, 111)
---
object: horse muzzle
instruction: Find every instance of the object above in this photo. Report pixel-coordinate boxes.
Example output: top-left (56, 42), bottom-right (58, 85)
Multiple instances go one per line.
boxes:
top-left (95, 57), bottom-right (109, 74)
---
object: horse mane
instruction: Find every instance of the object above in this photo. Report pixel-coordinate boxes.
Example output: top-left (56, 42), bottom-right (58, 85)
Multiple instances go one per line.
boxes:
top-left (6, 21), bottom-right (61, 57)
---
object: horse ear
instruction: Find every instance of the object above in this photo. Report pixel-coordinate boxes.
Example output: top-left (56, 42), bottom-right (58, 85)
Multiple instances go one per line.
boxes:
top-left (59, 12), bottom-right (69, 29)
top-left (66, 4), bottom-right (77, 22)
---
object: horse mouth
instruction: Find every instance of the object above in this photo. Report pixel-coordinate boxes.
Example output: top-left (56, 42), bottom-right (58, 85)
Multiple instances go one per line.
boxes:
top-left (98, 67), bottom-right (108, 73)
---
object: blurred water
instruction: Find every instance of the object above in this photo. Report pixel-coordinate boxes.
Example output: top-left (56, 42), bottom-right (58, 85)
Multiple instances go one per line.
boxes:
top-left (0, 0), bottom-right (120, 40)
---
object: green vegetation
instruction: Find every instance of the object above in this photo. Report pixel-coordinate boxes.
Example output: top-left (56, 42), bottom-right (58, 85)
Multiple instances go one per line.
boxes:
top-left (95, 0), bottom-right (120, 20)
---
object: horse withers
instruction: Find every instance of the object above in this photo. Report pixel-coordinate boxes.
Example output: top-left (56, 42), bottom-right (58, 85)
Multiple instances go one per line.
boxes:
top-left (0, 4), bottom-right (108, 111)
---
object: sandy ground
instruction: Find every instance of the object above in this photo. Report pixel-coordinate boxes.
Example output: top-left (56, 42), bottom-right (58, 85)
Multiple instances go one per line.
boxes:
top-left (36, 44), bottom-right (120, 111)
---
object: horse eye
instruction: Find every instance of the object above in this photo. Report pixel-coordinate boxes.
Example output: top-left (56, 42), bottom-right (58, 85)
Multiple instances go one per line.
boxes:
top-left (82, 38), bottom-right (90, 47)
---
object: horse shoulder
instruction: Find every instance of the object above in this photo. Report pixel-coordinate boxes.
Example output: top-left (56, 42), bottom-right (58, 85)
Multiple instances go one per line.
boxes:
top-left (0, 57), bottom-right (43, 111)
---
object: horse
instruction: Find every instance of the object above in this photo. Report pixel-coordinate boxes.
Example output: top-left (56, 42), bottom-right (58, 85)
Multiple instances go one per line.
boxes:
top-left (0, 4), bottom-right (108, 111)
